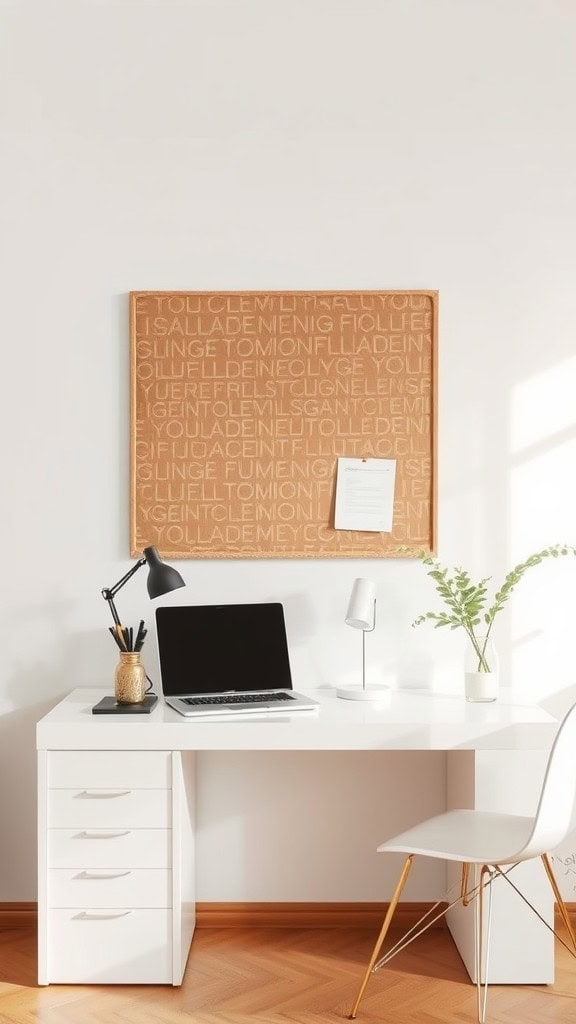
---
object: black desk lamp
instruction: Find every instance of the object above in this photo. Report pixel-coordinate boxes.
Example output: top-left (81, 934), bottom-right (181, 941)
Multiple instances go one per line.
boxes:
top-left (102, 545), bottom-right (185, 629)
top-left (94, 546), bottom-right (185, 716)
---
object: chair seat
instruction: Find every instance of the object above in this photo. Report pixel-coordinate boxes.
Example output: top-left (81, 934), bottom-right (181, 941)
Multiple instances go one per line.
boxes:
top-left (378, 809), bottom-right (536, 864)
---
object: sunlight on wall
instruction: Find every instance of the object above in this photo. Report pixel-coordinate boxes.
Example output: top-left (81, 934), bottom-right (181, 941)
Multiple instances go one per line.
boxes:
top-left (510, 355), bottom-right (576, 455)
top-left (510, 440), bottom-right (576, 559)
top-left (509, 356), bottom-right (576, 700)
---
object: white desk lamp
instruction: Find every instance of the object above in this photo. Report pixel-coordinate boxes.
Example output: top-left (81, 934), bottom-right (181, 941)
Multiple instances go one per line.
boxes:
top-left (337, 578), bottom-right (389, 701)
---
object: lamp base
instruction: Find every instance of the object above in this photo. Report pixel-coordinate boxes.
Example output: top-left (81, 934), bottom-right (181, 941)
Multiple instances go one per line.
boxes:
top-left (92, 695), bottom-right (158, 715)
top-left (336, 686), bottom-right (389, 701)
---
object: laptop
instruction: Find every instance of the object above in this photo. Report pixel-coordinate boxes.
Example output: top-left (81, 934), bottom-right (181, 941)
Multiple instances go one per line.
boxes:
top-left (156, 602), bottom-right (319, 717)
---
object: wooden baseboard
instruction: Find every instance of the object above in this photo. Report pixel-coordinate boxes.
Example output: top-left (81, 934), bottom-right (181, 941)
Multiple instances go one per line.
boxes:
top-left (0, 902), bottom-right (36, 913)
top-left (0, 900), bottom-right (445, 929)
top-left (197, 901), bottom-right (576, 929)
top-left (3, 901), bottom-right (575, 930)
top-left (195, 901), bottom-right (448, 929)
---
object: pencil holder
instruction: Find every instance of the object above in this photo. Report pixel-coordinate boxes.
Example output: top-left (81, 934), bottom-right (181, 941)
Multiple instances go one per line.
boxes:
top-left (114, 651), bottom-right (146, 704)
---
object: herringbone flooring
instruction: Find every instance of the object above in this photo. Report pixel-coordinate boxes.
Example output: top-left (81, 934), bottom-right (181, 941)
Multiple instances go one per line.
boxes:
top-left (1, 913), bottom-right (576, 1023)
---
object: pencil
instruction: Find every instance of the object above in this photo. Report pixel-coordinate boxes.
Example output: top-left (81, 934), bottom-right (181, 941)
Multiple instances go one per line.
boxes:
top-left (109, 627), bottom-right (125, 651)
top-left (115, 625), bottom-right (128, 651)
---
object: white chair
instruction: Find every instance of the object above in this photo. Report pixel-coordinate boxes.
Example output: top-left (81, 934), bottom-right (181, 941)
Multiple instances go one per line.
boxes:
top-left (349, 700), bottom-right (576, 1023)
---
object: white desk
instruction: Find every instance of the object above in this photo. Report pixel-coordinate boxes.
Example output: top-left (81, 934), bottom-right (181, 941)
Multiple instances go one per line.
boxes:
top-left (37, 688), bottom-right (559, 986)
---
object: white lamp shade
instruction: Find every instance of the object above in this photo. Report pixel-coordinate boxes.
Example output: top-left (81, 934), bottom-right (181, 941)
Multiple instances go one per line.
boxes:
top-left (345, 578), bottom-right (376, 630)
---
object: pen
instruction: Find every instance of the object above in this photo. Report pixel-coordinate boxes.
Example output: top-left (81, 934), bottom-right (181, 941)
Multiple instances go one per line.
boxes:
top-left (135, 620), bottom-right (146, 651)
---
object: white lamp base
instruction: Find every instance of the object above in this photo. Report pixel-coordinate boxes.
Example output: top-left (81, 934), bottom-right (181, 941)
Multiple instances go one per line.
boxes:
top-left (336, 686), bottom-right (390, 701)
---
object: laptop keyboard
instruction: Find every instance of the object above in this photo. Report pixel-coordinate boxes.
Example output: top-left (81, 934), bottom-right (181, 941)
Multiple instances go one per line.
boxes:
top-left (182, 692), bottom-right (296, 706)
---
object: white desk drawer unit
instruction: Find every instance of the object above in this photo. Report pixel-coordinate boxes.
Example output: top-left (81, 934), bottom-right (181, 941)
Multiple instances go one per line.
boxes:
top-left (48, 868), bottom-right (172, 908)
top-left (48, 828), bottom-right (171, 869)
top-left (48, 909), bottom-right (172, 985)
top-left (48, 787), bottom-right (171, 829)
top-left (40, 750), bottom-right (177, 984)
top-left (48, 750), bottom-right (172, 789)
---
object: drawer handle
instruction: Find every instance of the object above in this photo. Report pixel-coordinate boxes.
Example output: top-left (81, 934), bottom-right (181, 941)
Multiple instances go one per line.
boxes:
top-left (78, 790), bottom-right (132, 799)
top-left (74, 871), bottom-right (132, 880)
top-left (76, 830), bottom-right (131, 840)
top-left (74, 911), bottom-right (132, 920)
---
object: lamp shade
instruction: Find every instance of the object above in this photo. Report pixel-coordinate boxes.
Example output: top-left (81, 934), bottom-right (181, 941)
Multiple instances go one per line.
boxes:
top-left (143, 546), bottom-right (185, 599)
top-left (345, 578), bottom-right (375, 630)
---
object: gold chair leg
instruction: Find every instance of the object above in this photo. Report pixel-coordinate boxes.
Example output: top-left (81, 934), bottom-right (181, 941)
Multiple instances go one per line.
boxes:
top-left (349, 855), bottom-right (414, 1019)
top-left (475, 865), bottom-right (492, 1024)
top-left (541, 853), bottom-right (576, 954)
top-left (461, 862), bottom-right (471, 906)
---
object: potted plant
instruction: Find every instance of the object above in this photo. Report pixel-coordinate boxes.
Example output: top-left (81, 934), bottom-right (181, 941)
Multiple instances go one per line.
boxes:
top-left (408, 544), bottom-right (576, 702)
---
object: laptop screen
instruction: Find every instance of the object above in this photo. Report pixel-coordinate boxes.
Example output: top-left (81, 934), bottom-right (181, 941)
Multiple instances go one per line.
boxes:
top-left (155, 603), bottom-right (293, 696)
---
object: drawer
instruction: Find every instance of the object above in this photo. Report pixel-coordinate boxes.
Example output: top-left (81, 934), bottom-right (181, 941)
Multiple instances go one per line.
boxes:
top-left (47, 908), bottom-right (172, 983)
top-left (48, 751), bottom-right (171, 789)
top-left (48, 829), bottom-right (171, 869)
top-left (49, 868), bottom-right (171, 908)
top-left (48, 788), bottom-right (171, 828)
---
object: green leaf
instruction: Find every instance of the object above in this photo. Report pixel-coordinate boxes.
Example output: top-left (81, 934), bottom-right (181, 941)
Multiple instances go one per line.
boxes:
top-left (410, 544), bottom-right (576, 642)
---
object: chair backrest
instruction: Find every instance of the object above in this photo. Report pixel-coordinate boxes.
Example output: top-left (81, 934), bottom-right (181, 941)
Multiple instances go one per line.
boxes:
top-left (520, 699), bottom-right (576, 860)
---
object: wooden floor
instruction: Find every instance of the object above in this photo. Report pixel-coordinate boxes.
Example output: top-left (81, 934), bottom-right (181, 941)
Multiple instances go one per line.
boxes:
top-left (1, 913), bottom-right (576, 1023)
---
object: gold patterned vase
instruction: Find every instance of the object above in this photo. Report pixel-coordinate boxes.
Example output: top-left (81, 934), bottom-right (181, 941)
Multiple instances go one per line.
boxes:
top-left (114, 651), bottom-right (146, 704)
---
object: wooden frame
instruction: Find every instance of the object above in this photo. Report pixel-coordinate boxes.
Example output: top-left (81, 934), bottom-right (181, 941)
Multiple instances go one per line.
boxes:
top-left (130, 290), bottom-right (437, 559)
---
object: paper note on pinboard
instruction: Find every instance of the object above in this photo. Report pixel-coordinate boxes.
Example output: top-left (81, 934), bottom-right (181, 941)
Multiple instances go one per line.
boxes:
top-left (334, 458), bottom-right (397, 532)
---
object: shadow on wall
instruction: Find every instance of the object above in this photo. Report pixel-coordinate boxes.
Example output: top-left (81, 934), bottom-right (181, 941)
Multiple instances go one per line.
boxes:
top-left (552, 850), bottom-right (576, 897)
top-left (540, 683), bottom-right (576, 899)
top-left (195, 749), bottom-right (447, 903)
top-left (0, 617), bottom-right (112, 902)
top-left (0, 702), bottom-right (51, 901)
top-left (282, 590), bottom-right (328, 688)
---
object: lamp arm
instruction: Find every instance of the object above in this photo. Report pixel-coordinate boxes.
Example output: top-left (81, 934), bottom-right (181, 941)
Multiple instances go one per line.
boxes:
top-left (105, 558), bottom-right (146, 598)
top-left (101, 557), bottom-right (146, 627)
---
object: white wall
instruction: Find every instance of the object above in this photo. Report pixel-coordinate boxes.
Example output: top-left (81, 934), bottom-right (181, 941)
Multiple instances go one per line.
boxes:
top-left (2, 0), bottom-right (576, 902)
